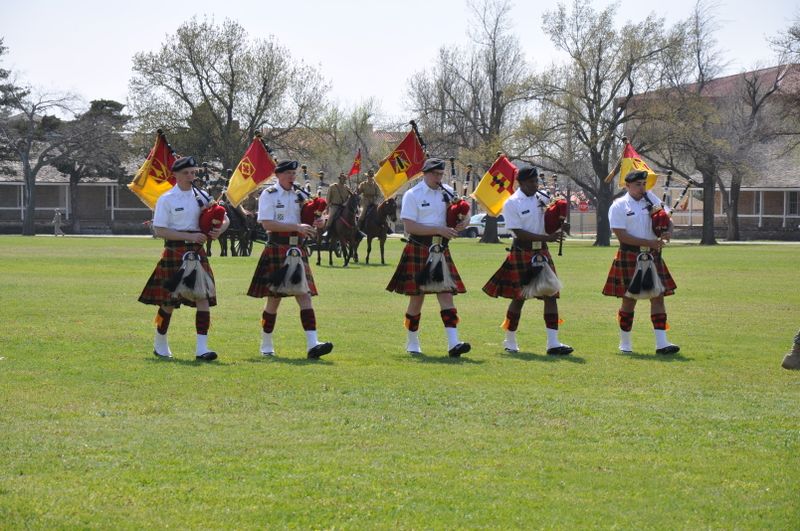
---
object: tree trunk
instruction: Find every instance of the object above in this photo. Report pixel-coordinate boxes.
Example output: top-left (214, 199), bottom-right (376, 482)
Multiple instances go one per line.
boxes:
top-left (22, 157), bottom-right (35, 236)
top-left (593, 183), bottom-right (613, 246)
top-left (725, 179), bottom-right (741, 241)
top-left (70, 174), bottom-right (81, 234)
top-left (700, 175), bottom-right (717, 245)
top-left (480, 215), bottom-right (500, 243)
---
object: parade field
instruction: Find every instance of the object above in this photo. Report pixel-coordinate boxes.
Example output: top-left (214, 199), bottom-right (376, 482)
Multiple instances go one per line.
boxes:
top-left (1, 235), bottom-right (798, 528)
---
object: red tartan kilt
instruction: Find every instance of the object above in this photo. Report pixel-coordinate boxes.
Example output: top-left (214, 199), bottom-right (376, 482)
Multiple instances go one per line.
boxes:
top-left (483, 248), bottom-right (559, 300)
top-left (138, 242), bottom-right (217, 307)
top-left (386, 242), bottom-right (467, 296)
top-left (247, 244), bottom-right (318, 298)
top-left (602, 248), bottom-right (676, 297)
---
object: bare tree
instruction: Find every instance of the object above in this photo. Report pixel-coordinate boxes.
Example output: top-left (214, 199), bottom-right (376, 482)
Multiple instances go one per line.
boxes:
top-left (408, 0), bottom-right (535, 242)
top-left (51, 100), bottom-right (132, 233)
top-left (0, 80), bottom-right (81, 235)
top-left (129, 17), bottom-right (329, 171)
top-left (517, 0), bottom-right (670, 246)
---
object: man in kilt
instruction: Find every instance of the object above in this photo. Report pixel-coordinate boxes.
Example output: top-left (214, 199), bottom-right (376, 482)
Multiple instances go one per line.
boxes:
top-left (139, 156), bottom-right (229, 361)
top-left (483, 164), bottom-right (573, 355)
top-left (247, 160), bottom-right (333, 359)
top-left (603, 170), bottom-right (679, 355)
top-left (386, 158), bottom-right (471, 357)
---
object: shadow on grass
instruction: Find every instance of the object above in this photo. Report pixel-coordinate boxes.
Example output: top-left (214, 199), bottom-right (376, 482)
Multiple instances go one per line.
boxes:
top-left (242, 356), bottom-right (335, 366)
top-left (405, 353), bottom-right (485, 365)
top-left (500, 351), bottom-right (587, 364)
top-left (617, 350), bottom-right (692, 362)
top-left (145, 356), bottom-right (234, 367)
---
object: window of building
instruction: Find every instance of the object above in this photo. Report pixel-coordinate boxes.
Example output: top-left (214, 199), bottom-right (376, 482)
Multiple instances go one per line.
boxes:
top-left (789, 191), bottom-right (799, 215)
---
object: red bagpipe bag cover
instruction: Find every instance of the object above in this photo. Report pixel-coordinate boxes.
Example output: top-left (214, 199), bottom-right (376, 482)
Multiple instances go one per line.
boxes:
top-left (651, 208), bottom-right (670, 237)
top-left (544, 199), bottom-right (568, 234)
top-left (301, 197), bottom-right (328, 225)
top-left (446, 200), bottom-right (471, 228)
top-left (199, 203), bottom-right (227, 235)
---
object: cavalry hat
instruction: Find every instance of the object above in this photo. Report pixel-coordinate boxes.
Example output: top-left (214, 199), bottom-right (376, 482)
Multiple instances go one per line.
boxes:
top-left (624, 169), bottom-right (649, 183)
top-left (171, 156), bottom-right (199, 172)
top-left (516, 164), bottom-right (539, 182)
top-left (275, 160), bottom-right (299, 173)
top-left (422, 158), bottom-right (446, 172)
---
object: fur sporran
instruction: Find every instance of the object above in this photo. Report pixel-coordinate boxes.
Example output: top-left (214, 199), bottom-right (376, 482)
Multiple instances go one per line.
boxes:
top-left (624, 252), bottom-right (664, 300)
top-left (415, 243), bottom-right (456, 293)
top-left (164, 251), bottom-right (216, 302)
top-left (521, 253), bottom-right (562, 299)
top-left (269, 247), bottom-right (310, 296)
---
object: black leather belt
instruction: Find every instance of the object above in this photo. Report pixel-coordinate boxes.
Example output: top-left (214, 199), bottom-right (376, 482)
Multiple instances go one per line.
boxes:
top-left (620, 243), bottom-right (655, 253)
top-left (268, 233), bottom-right (304, 245)
top-left (408, 235), bottom-right (450, 247)
top-left (512, 240), bottom-right (547, 251)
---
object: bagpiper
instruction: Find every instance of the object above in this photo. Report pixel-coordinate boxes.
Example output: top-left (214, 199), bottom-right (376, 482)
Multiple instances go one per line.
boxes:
top-left (138, 156), bottom-right (229, 361)
top-left (247, 160), bottom-right (333, 359)
top-left (482, 164), bottom-right (573, 355)
top-left (603, 170), bottom-right (679, 355)
top-left (386, 158), bottom-right (471, 358)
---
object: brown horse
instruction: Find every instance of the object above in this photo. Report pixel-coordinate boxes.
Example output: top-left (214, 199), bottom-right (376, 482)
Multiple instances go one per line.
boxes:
top-left (357, 197), bottom-right (397, 265)
top-left (327, 193), bottom-right (360, 267)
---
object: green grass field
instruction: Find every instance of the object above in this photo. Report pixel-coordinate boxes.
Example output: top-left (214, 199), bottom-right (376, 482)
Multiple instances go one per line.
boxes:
top-left (1, 235), bottom-right (798, 529)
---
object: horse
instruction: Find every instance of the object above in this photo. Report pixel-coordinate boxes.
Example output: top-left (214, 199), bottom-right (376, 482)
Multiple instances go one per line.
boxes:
top-left (208, 202), bottom-right (257, 257)
top-left (356, 197), bottom-right (397, 265)
top-left (326, 193), bottom-right (360, 267)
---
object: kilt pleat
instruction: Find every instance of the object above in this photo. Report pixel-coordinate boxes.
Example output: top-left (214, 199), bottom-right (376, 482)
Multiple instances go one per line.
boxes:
top-left (386, 242), bottom-right (466, 295)
top-left (483, 248), bottom-right (559, 300)
top-left (247, 244), bottom-right (318, 298)
top-left (138, 242), bottom-right (217, 307)
top-left (602, 248), bottom-right (676, 297)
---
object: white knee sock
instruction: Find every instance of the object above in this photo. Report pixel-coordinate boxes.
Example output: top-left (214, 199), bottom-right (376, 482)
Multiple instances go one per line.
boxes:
top-left (154, 331), bottom-right (171, 356)
top-left (446, 327), bottom-right (459, 349)
top-left (305, 330), bottom-right (319, 351)
top-left (504, 330), bottom-right (518, 351)
top-left (619, 330), bottom-right (632, 352)
top-left (196, 334), bottom-right (209, 355)
top-left (654, 329), bottom-right (670, 349)
top-left (407, 330), bottom-right (421, 353)
top-left (546, 328), bottom-right (560, 349)
top-left (260, 331), bottom-right (274, 354)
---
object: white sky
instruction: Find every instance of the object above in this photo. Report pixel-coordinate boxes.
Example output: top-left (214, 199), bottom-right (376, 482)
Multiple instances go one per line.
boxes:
top-left (1, 0), bottom-right (797, 122)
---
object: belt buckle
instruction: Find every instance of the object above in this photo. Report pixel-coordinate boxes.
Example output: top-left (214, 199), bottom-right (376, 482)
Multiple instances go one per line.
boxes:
top-left (432, 236), bottom-right (442, 245)
top-left (289, 236), bottom-right (299, 246)
top-left (639, 246), bottom-right (650, 252)
top-left (531, 241), bottom-right (542, 250)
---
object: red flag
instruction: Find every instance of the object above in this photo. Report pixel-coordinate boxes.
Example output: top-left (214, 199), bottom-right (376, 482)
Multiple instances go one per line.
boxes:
top-left (348, 148), bottom-right (362, 177)
top-left (226, 137), bottom-right (277, 207)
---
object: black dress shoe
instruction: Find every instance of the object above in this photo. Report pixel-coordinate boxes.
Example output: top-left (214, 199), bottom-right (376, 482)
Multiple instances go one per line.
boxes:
top-left (308, 342), bottom-right (334, 359)
top-left (448, 342), bottom-right (471, 358)
top-left (195, 351), bottom-right (218, 361)
top-left (656, 344), bottom-right (680, 355)
top-left (546, 344), bottom-right (574, 356)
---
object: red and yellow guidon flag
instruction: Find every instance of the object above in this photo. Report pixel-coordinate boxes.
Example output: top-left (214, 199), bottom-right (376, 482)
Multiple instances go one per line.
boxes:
top-left (471, 155), bottom-right (518, 217)
top-left (348, 148), bottom-right (362, 177)
top-left (618, 141), bottom-right (657, 190)
top-left (127, 131), bottom-right (177, 210)
top-left (226, 136), bottom-right (277, 207)
top-left (374, 130), bottom-right (425, 198)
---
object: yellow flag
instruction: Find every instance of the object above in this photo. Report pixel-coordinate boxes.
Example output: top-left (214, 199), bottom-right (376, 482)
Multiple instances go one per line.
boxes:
top-left (619, 142), bottom-right (658, 190)
top-left (470, 155), bottom-right (517, 217)
top-left (226, 137), bottom-right (276, 207)
top-left (374, 130), bottom-right (426, 198)
top-left (127, 132), bottom-right (176, 210)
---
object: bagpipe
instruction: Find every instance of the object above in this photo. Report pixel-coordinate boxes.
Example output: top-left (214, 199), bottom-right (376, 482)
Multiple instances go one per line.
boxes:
top-left (538, 177), bottom-right (570, 256)
top-left (297, 166), bottom-right (328, 225)
top-left (444, 158), bottom-right (471, 228)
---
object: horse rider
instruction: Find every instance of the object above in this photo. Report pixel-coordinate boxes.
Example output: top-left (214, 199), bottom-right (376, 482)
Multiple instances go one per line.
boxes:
top-left (247, 160), bottom-right (333, 359)
top-left (357, 169), bottom-right (383, 232)
top-left (323, 172), bottom-right (353, 239)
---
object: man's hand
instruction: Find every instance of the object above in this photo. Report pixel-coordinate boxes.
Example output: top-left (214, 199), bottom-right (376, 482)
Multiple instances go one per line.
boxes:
top-left (438, 226), bottom-right (460, 239)
top-left (208, 227), bottom-right (223, 240)
top-left (297, 223), bottom-right (317, 238)
top-left (189, 232), bottom-right (208, 244)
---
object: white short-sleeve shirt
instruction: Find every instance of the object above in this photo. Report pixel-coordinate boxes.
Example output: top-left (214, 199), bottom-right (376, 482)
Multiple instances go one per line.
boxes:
top-left (152, 185), bottom-right (210, 231)
top-left (400, 180), bottom-right (453, 227)
top-left (609, 191), bottom-right (661, 240)
top-left (503, 188), bottom-right (550, 235)
top-left (257, 184), bottom-right (302, 224)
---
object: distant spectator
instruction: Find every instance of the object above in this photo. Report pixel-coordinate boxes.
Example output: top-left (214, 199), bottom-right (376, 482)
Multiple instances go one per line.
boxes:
top-left (52, 209), bottom-right (65, 236)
